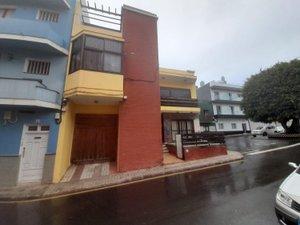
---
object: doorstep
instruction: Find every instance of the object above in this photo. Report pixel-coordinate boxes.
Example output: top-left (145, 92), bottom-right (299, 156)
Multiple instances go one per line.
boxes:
top-left (0, 151), bottom-right (243, 202)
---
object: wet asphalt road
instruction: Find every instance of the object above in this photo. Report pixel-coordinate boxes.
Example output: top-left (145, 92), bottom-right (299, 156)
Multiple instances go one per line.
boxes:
top-left (0, 144), bottom-right (299, 225)
top-left (225, 134), bottom-right (298, 153)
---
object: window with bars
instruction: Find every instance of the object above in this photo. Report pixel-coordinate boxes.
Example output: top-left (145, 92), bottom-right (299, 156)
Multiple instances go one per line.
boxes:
top-left (69, 35), bottom-right (122, 74)
top-left (25, 59), bottom-right (51, 75)
top-left (0, 8), bottom-right (15, 18)
top-left (37, 9), bottom-right (59, 23)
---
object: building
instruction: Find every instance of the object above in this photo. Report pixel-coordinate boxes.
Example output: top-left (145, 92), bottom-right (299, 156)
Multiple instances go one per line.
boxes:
top-left (197, 79), bottom-right (251, 134)
top-left (52, 2), bottom-right (163, 182)
top-left (0, 0), bottom-right (75, 187)
top-left (160, 68), bottom-right (201, 143)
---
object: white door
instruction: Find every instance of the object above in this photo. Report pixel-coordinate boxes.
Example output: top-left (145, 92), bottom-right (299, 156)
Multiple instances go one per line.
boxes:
top-left (18, 125), bottom-right (49, 184)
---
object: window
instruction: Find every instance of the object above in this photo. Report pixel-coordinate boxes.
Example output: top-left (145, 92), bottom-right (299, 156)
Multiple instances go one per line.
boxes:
top-left (171, 120), bottom-right (194, 141)
top-left (0, 8), bottom-right (15, 18)
top-left (203, 109), bottom-right (209, 116)
top-left (160, 87), bottom-right (191, 99)
top-left (218, 123), bottom-right (224, 130)
top-left (28, 125), bottom-right (38, 131)
top-left (214, 91), bottom-right (220, 100)
top-left (37, 9), bottom-right (59, 22)
top-left (228, 92), bottom-right (232, 100)
top-left (69, 35), bottom-right (122, 74)
top-left (216, 105), bottom-right (222, 114)
top-left (238, 93), bottom-right (242, 98)
top-left (25, 59), bottom-right (51, 75)
top-left (230, 106), bottom-right (235, 115)
top-left (41, 125), bottom-right (50, 131)
top-left (231, 123), bottom-right (237, 129)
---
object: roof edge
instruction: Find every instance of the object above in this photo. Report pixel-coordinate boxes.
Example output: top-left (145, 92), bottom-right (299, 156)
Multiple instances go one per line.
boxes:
top-left (122, 5), bottom-right (158, 19)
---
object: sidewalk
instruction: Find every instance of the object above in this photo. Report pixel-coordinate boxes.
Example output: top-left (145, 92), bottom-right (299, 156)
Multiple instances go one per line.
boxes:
top-left (0, 151), bottom-right (243, 202)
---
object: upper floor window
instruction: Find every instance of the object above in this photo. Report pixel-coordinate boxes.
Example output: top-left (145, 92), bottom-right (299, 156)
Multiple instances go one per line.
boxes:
top-left (231, 123), bottom-right (237, 129)
top-left (69, 35), bottom-right (122, 74)
top-left (37, 9), bottom-right (59, 23)
top-left (216, 105), bottom-right (222, 114)
top-left (228, 92), bottom-right (232, 100)
top-left (238, 93), bottom-right (242, 98)
top-left (24, 59), bottom-right (51, 75)
top-left (214, 91), bottom-right (220, 100)
top-left (0, 7), bottom-right (15, 18)
top-left (218, 123), bottom-right (224, 130)
top-left (230, 106), bottom-right (235, 114)
top-left (160, 87), bottom-right (191, 99)
top-left (203, 109), bottom-right (209, 116)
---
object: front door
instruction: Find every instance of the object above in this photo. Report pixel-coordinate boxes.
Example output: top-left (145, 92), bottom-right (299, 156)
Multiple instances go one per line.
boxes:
top-left (242, 123), bottom-right (247, 133)
top-left (18, 125), bottom-right (49, 184)
top-left (71, 114), bottom-right (118, 164)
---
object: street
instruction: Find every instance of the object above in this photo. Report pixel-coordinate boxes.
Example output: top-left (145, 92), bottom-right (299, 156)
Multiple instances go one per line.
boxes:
top-left (0, 143), bottom-right (299, 225)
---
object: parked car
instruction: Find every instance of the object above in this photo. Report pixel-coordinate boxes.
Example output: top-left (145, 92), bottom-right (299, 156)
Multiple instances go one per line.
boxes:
top-left (251, 125), bottom-right (276, 137)
top-left (275, 126), bottom-right (286, 134)
top-left (275, 162), bottom-right (300, 225)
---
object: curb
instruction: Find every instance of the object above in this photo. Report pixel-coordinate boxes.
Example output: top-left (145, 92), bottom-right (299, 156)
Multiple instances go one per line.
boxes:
top-left (0, 151), bottom-right (243, 203)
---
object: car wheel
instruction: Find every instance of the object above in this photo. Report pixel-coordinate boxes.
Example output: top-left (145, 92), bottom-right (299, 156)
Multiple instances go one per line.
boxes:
top-left (263, 132), bottom-right (267, 136)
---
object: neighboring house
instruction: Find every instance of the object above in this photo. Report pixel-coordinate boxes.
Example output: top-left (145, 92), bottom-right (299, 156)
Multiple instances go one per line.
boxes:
top-left (0, 0), bottom-right (75, 187)
top-left (197, 79), bottom-right (251, 134)
top-left (198, 100), bottom-right (216, 132)
top-left (53, 2), bottom-right (164, 182)
top-left (160, 68), bottom-right (201, 143)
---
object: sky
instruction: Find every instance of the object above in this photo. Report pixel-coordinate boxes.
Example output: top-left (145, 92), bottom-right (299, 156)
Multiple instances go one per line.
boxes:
top-left (88, 0), bottom-right (300, 86)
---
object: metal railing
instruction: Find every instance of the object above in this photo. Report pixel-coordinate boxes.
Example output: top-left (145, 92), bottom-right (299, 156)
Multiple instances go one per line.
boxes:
top-left (81, 0), bottom-right (122, 31)
top-left (181, 132), bottom-right (225, 146)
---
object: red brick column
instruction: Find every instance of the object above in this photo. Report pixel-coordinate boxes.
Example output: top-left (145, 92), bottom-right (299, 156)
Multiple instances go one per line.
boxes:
top-left (117, 7), bottom-right (163, 172)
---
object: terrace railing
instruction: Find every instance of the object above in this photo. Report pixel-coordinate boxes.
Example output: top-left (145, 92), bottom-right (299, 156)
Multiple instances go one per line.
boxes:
top-left (181, 132), bottom-right (225, 146)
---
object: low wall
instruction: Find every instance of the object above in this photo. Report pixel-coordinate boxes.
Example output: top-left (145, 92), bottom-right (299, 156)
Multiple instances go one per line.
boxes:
top-left (183, 145), bottom-right (227, 161)
top-left (166, 144), bottom-right (228, 161)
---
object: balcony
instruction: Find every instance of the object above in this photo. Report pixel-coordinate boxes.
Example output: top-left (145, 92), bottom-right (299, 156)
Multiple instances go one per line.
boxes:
top-left (0, 18), bottom-right (68, 55)
top-left (64, 70), bottom-right (124, 105)
top-left (212, 99), bottom-right (241, 104)
top-left (0, 0), bottom-right (70, 10)
top-left (161, 97), bottom-right (198, 107)
top-left (214, 114), bottom-right (246, 119)
top-left (200, 114), bottom-right (215, 124)
top-left (0, 77), bottom-right (60, 109)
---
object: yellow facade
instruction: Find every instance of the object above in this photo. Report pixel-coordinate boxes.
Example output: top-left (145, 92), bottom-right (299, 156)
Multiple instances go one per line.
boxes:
top-left (53, 2), bottom-right (124, 182)
top-left (53, 103), bottom-right (119, 183)
top-left (159, 68), bottom-right (199, 113)
top-left (65, 70), bottom-right (124, 103)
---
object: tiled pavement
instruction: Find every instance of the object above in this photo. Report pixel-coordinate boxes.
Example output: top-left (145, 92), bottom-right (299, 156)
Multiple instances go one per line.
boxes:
top-left (0, 151), bottom-right (243, 201)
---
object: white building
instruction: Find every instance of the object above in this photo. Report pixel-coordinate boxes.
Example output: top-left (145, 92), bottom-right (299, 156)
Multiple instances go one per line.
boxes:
top-left (198, 79), bottom-right (251, 134)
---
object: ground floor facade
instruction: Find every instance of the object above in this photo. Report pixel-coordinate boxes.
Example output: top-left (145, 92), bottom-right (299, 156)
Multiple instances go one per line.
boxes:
top-left (214, 118), bottom-right (251, 134)
top-left (0, 107), bottom-right (59, 187)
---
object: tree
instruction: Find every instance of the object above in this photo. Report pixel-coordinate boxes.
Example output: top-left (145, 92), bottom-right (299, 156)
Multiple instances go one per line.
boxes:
top-left (242, 59), bottom-right (300, 134)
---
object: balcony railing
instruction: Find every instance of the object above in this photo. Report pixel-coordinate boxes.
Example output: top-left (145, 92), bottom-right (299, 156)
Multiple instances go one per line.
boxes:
top-left (160, 97), bottom-right (198, 107)
top-left (0, 18), bottom-right (68, 51)
top-left (214, 114), bottom-right (246, 119)
top-left (0, 77), bottom-right (60, 107)
top-left (1, 0), bottom-right (70, 10)
top-left (212, 99), bottom-right (241, 104)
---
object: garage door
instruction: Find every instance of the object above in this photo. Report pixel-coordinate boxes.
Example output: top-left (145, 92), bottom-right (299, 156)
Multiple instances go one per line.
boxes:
top-left (71, 114), bottom-right (118, 164)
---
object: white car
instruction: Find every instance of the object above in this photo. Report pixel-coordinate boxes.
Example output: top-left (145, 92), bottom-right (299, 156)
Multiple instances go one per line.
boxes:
top-left (275, 126), bottom-right (286, 134)
top-left (275, 162), bottom-right (300, 225)
top-left (251, 125), bottom-right (276, 137)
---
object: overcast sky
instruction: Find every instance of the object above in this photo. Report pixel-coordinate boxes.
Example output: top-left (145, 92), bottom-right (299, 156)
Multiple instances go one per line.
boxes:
top-left (91, 0), bottom-right (300, 86)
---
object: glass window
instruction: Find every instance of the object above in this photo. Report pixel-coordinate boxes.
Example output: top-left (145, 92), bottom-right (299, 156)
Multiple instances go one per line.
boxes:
top-left (103, 53), bottom-right (121, 73)
top-left (69, 35), bottom-right (122, 74)
top-left (160, 88), bottom-right (190, 99)
top-left (105, 40), bottom-right (122, 53)
top-left (214, 91), bottom-right (220, 100)
top-left (217, 105), bottom-right (222, 114)
top-left (0, 8), bottom-right (15, 18)
top-left (231, 123), bottom-right (237, 129)
top-left (218, 123), bottom-right (224, 130)
top-left (85, 36), bottom-right (104, 51)
top-left (160, 88), bottom-right (171, 98)
top-left (230, 106), bottom-right (234, 114)
top-left (83, 50), bottom-right (102, 71)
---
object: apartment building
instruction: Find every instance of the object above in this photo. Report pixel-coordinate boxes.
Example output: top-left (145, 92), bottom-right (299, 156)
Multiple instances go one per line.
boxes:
top-left (52, 2), bottom-right (164, 182)
top-left (0, 0), bottom-right (75, 187)
top-left (160, 68), bottom-right (200, 143)
top-left (197, 79), bottom-right (251, 134)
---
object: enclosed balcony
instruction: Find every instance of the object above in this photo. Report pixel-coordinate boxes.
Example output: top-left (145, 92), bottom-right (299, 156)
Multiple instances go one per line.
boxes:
top-left (0, 77), bottom-right (60, 109)
top-left (0, 18), bottom-right (68, 55)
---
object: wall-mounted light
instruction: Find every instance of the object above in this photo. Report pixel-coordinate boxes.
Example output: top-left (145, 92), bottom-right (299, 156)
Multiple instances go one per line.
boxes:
top-left (55, 98), bottom-right (69, 124)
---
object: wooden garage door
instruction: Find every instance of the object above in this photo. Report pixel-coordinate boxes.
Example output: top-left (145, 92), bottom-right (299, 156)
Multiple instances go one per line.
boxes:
top-left (71, 114), bottom-right (118, 164)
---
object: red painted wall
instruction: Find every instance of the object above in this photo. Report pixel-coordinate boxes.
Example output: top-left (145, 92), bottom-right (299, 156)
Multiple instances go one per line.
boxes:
top-left (183, 145), bottom-right (228, 161)
top-left (117, 7), bottom-right (163, 172)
